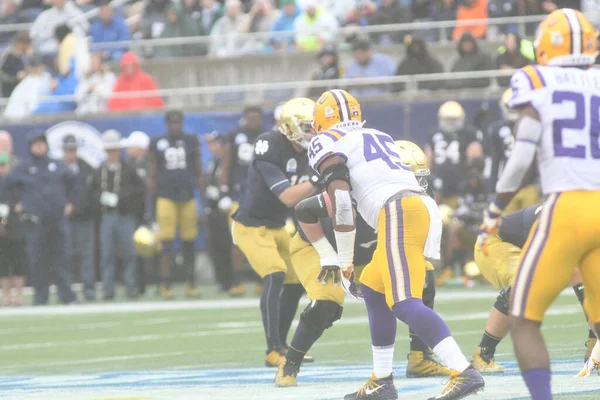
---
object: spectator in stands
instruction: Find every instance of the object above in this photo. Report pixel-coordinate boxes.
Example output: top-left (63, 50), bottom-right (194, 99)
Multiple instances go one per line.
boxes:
top-left (210, 0), bottom-right (250, 57)
top-left (294, 0), bottom-right (339, 52)
top-left (308, 43), bottom-right (341, 98)
top-left (395, 35), bottom-right (444, 91)
top-left (9, 130), bottom-right (77, 305)
top-left (346, 1), bottom-right (376, 28)
top-left (495, 32), bottom-right (533, 86)
top-left (0, 32), bottom-right (31, 98)
top-left (320, 0), bottom-right (358, 24)
top-left (90, 0), bottom-right (131, 61)
top-left (520, 0), bottom-right (556, 36)
top-left (452, 0), bottom-right (488, 41)
top-left (413, 0), bottom-right (434, 20)
top-left (344, 37), bottom-right (395, 97)
top-left (30, 0), bottom-right (89, 54)
top-left (75, 53), bottom-right (116, 114)
top-left (0, 1), bottom-right (28, 44)
top-left (62, 134), bottom-right (97, 302)
top-left (239, 0), bottom-right (279, 53)
top-left (3, 55), bottom-right (52, 119)
top-left (431, 0), bottom-right (457, 41)
top-left (199, 0), bottom-right (224, 34)
top-left (92, 130), bottom-right (144, 300)
top-left (488, 0), bottom-right (518, 34)
top-left (55, 24), bottom-right (90, 80)
top-left (155, 5), bottom-right (203, 58)
top-left (107, 52), bottom-right (164, 111)
top-left (447, 32), bottom-right (494, 89)
top-left (268, 0), bottom-right (300, 51)
top-left (368, 0), bottom-right (412, 45)
top-left (0, 131), bottom-right (26, 307)
top-left (140, 0), bottom-right (173, 39)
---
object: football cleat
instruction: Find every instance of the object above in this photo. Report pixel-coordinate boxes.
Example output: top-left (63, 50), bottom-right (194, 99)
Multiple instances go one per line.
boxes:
top-left (407, 351), bottom-right (451, 378)
top-left (577, 357), bottom-right (600, 377)
top-left (228, 283), bottom-right (245, 297)
top-left (159, 284), bottom-right (174, 300)
top-left (265, 350), bottom-right (285, 368)
top-left (471, 346), bottom-right (504, 374)
top-left (185, 282), bottom-right (200, 298)
top-left (435, 268), bottom-right (455, 286)
top-left (585, 338), bottom-right (597, 362)
top-left (427, 366), bottom-right (484, 400)
top-left (344, 373), bottom-right (398, 400)
top-left (275, 358), bottom-right (299, 387)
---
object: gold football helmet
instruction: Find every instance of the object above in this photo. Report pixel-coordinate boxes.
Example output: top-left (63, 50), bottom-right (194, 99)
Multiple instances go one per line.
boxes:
top-left (534, 9), bottom-right (597, 67)
top-left (313, 89), bottom-right (362, 132)
top-left (133, 225), bottom-right (159, 258)
top-left (394, 140), bottom-right (430, 190)
top-left (279, 97), bottom-right (316, 148)
top-left (500, 89), bottom-right (519, 122)
top-left (438, 101), bottom-right (465, 134)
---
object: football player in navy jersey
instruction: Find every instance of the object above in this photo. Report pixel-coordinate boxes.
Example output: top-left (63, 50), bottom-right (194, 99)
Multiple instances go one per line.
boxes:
top-left (148, 111), bottom-right (204, 299)
top-left (231, 98), bottom-right (323, 367)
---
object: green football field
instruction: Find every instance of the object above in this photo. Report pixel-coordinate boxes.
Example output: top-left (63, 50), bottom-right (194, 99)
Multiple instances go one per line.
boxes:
top-left (1, 285), bottom-right (598, 399)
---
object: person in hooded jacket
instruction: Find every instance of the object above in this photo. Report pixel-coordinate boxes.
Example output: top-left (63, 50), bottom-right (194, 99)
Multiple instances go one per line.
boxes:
top-left (155, 5), bottom-right (203, 58)
top-left (368, 0), bottom-right (412, 44)
top-left (308, 44), bottom-right (341, 98)
top-left (447, 32), bottom-right (493, 89)
top-left (395, 35), bottom-right (444, 91)
top-left (107, 52), bottom-right (164, 111)
top-left (8, 130), bottom-right (77, 305)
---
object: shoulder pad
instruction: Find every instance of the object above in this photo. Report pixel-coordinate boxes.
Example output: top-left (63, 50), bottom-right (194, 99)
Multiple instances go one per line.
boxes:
top-left (509, 66), bottom-right (547, 108)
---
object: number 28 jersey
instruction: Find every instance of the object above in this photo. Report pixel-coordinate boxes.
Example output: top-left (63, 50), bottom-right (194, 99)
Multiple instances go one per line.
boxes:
top-left (509, 65), bottom-right (600, 194)
top-left (308, 122), bottom-right (423, 229)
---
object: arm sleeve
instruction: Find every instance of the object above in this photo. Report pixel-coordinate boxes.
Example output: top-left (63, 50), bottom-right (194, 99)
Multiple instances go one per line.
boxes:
top-left (255, 160), bottom-right (290, 197)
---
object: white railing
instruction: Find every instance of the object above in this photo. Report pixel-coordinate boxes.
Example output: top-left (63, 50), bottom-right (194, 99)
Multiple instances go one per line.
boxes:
top-left (0, 69), bottom-right (515, 112)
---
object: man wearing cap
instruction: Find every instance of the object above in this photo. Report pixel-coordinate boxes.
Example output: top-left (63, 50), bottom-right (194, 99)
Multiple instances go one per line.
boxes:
top-left (91, 130), bottom-right (145, 300)
top-left (343, 37), bottom-right (395, 97)
top-left (63, 134), bottom-right (97, 301)
top-left (8, 130), bottom-right (77, 305)
top-left (148, 110), bottom-right (204, 299)
top-left (123, 130), bottom-right (151, 295)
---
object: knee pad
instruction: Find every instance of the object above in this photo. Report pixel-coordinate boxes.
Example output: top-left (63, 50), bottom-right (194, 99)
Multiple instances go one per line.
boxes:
top-left (494, 285), bottom-right (511, 316)
top-left (182, 241), bottom-right (195, 264)
top-left (422, 270), bottom-right (436, 309)
top-left (300, 300), bottom-right (343, 332)
top-left (161, 240), bottom-right (175, 254)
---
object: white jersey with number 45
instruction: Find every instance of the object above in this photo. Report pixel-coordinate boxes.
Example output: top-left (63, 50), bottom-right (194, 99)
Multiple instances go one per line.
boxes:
top-left (308, 122), bottom-right (423, 229)
top-left (509, 65), bottom-right (600, 194)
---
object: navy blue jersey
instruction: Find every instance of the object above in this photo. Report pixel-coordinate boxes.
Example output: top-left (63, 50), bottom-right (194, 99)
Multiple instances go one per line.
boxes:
top-left (227, 130), bottom-right (262, 200)
top-left (498, 204), bottom-right (541, 248)
top-left (150, 134), bottom-right (200, 202)
top-left (486, 120), bottom-right (537, 189)
top-left (233, 131), bottom-right (313, 228)
top-left (429, 127), bottom-right (481, 198)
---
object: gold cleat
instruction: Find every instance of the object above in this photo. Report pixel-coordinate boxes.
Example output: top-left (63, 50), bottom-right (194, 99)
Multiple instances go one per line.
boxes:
top-left (159, 284), bottom-right (174, 300)
top-left (472, 346), bottom-right (504, 374)
top-left (275, 358), bottom-right (299, 387)
top-left (435, 268), bottom-right (454, 286)
top-left (185, 282), bottom-right (200, 298)
top-left (406, 351), bottom-right (451, 378)
top-left (228, 283), bottom-right (246, 297)
top-left (585, 338), bottom-right (597, 362)
top-left (577, 357), bottom-right (599, 377)
top-left (265, 350), bottom-right (285, 368)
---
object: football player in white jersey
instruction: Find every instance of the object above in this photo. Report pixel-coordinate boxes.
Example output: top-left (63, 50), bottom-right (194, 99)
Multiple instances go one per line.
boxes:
top-left (477, 8), bottom-right (600, 399)
top-left (309, 89), bottom-right (484, 400)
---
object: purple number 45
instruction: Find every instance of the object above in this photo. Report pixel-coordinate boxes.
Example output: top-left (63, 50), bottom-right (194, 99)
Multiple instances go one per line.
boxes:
top-left (363, 133), bottom-right (409, 170)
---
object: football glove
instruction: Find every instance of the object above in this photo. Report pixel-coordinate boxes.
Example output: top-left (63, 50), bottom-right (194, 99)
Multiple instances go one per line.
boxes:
top-left (340, 266), bottom-right (363, 301)
top-left (317, 264), bottom-right (340, 286)
top-left (476, 201), bottom-right (504, 256)
top-left (576, 357), bottom-right (599, 377)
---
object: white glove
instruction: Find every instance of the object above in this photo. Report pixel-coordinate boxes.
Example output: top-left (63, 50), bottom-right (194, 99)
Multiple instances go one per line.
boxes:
top-left (340, 266), bottom-right (363, 301)
top-left (100, 192), bottom-right (119, 207)
top-left (218, 196), bottom-right (233, 213)
top-left (576, 357), bottom-right (599, 377)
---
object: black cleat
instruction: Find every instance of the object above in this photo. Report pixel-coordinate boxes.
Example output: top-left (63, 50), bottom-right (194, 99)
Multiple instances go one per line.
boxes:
top-left (427, 365), bottom-right (484, 400)
top-left (344, 373), bottom-right (398, 400)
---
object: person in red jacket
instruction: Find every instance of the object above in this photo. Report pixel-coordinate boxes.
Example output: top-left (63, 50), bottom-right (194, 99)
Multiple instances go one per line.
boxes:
top-left (107, 52), bottom-right (164, 111)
